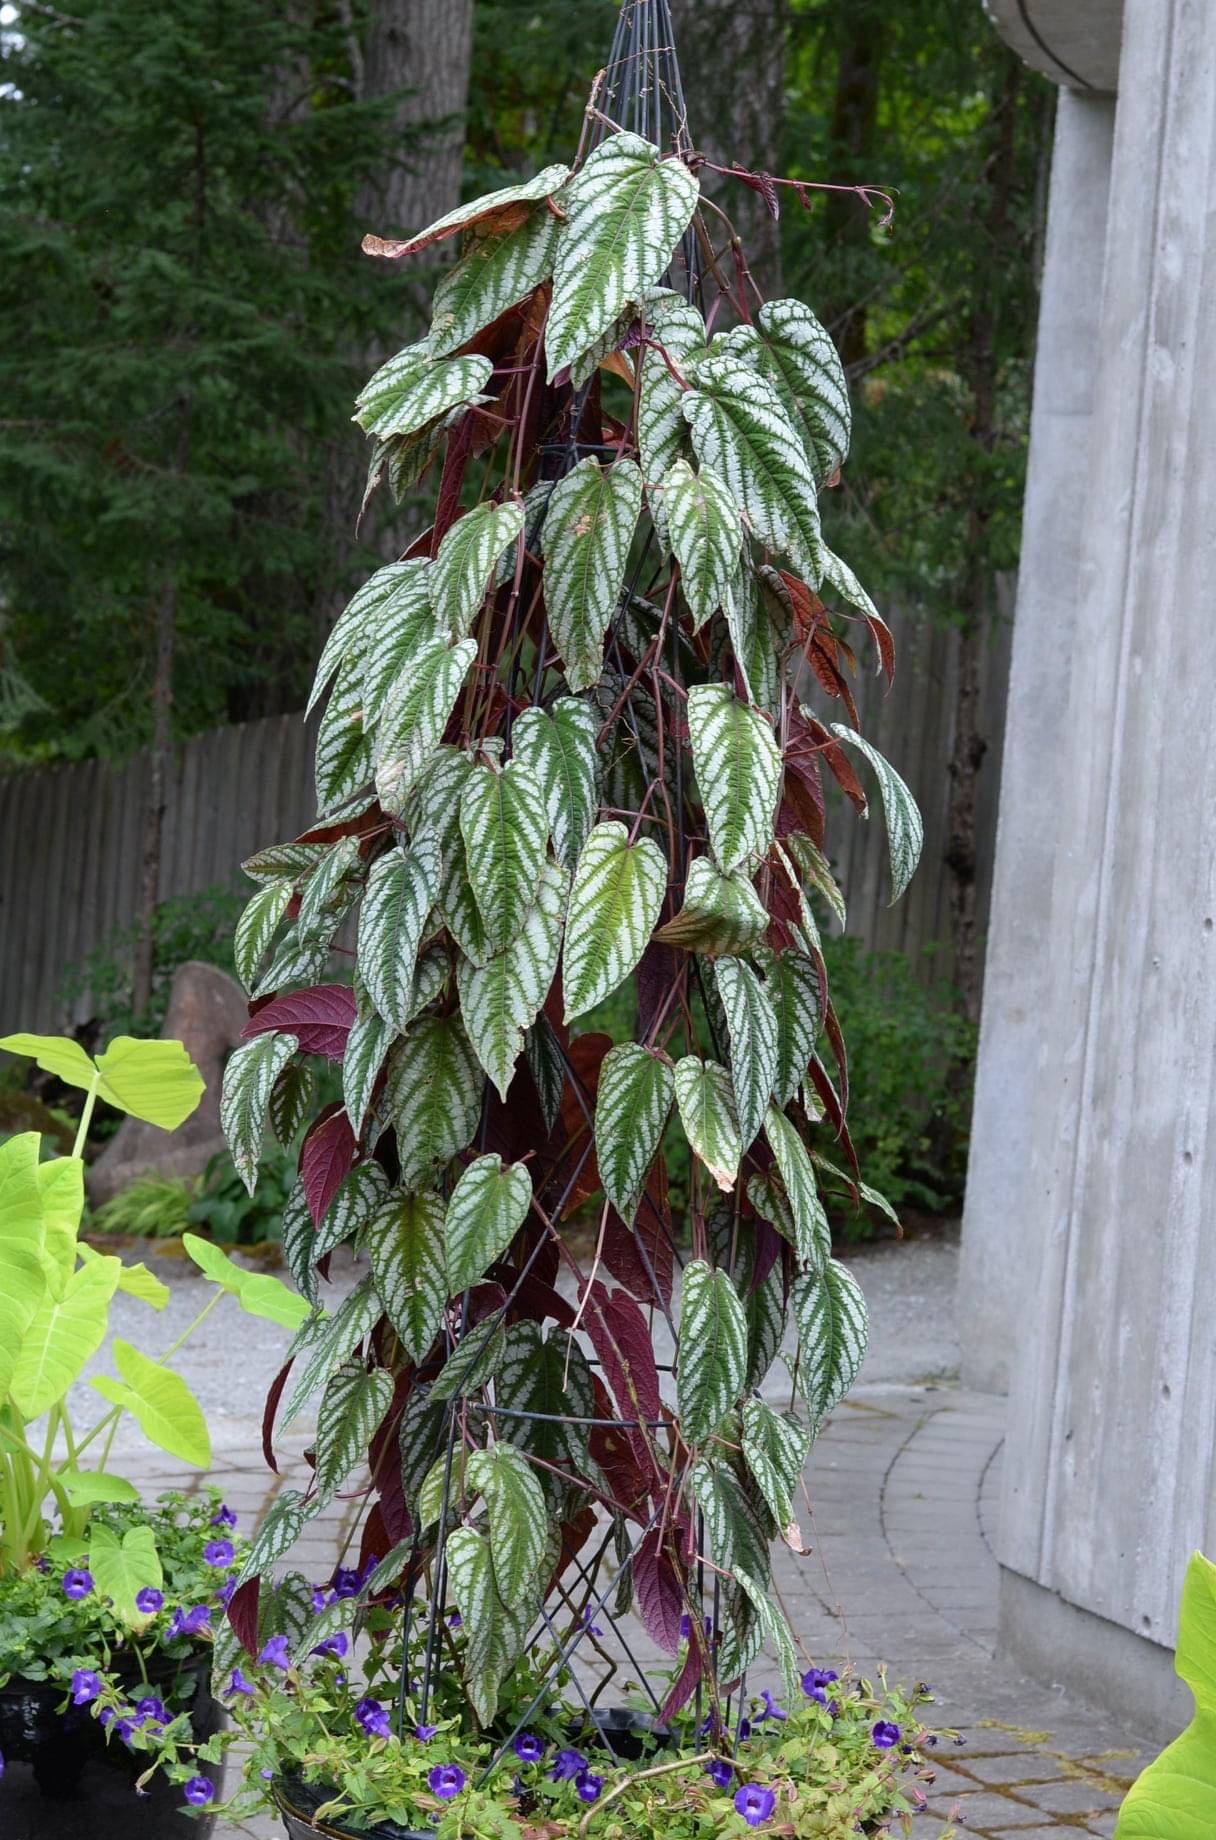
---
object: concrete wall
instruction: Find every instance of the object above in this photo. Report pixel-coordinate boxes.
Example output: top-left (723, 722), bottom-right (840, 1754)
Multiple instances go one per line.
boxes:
top-left (965, 0), bottom-right (1216, 1740)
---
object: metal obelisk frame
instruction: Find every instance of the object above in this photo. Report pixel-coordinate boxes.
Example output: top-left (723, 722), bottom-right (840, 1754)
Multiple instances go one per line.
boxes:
top-left (392, 0), bottom-right (742, 1780)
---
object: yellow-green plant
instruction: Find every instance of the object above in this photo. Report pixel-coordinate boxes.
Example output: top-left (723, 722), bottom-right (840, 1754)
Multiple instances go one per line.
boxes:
top-left (0, 1031), bottom-right (309, 1585)
top-left (1115, 1552), bottom-right (1216, 1839)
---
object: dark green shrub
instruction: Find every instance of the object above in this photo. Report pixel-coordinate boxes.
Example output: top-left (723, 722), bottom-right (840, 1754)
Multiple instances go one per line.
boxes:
top-left (822, 935), bottom-right (976, 1232)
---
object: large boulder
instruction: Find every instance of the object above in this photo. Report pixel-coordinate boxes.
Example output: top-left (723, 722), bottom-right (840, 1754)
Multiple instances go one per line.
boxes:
top-left (87, 960), bottom-right (246, 1205)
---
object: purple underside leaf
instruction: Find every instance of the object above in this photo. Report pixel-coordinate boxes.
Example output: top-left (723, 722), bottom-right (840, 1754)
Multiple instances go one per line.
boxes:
top-left (633, 1527), bottom-right (684, 1655)
top-left (300, 1106), bottom-right (357, 1225)
top-left (243, 983), bottom-right (357, 1060)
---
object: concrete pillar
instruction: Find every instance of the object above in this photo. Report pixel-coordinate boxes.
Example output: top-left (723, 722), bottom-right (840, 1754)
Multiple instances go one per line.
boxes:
top-left (987, 0), bottom-right (1216, 1741)
top-left (959, 89), bottom-right (1115, 1393)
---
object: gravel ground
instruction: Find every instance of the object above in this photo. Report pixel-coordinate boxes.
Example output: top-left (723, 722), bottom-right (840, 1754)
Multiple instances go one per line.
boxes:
top-left (69, 1223), bottom-right (961, 1449)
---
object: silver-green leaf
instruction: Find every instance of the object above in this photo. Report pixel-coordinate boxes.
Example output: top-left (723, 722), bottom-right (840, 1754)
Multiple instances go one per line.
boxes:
top-left (446, 1154), bottom-right (532, 1294)
top-left (594, 1043), bottom-right (675, 1225)
top-left (562, 821), bottom-right (666, 1023)
top-left (673, 1055), bottom-right (741, 1192)
top-left (677, 1258), bottom-right (748, 1444)
top-left (512, 698), bottom-right (599, 875)
top-left (541, 457), bottom-right (643, 694)
top-left (687, 683), bottom-right (781, 874)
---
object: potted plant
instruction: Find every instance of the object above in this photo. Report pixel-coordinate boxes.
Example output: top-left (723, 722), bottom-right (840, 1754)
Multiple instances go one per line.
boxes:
top-left (0, 1029), bottom-right (310, 1834)
top-left (166, 0), bottom-right (932, 1830)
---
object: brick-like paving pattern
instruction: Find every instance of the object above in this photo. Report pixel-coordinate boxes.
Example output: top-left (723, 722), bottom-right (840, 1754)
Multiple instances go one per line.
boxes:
top-left (132, 1383), bottom-right (1150, 1839)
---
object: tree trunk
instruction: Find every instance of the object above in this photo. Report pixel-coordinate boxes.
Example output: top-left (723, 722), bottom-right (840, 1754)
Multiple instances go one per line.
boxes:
top-left (668, 0), bottom-right (787, 296)
top-left (315, 0), bottom-right (475, 653)
top-left (823, 13), bottom-right (882, 369)
top-left (946, 57), bottom-right (1023, 1025)
top-left (131, 574), bottom-right (176, 1020)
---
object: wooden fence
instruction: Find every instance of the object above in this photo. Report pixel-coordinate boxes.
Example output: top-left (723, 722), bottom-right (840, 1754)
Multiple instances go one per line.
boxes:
top-left (0, 593), bottom-right (1012, 1031)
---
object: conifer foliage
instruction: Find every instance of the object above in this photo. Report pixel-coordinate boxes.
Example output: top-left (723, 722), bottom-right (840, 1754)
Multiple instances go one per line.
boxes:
top-left (222, 38), bottom-right (922, 1728)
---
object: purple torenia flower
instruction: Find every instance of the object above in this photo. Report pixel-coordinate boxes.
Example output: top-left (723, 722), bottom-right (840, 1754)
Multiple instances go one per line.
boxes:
top-left (575, 1771), bottom-right (603, 1804)
top-left (415, 1723), bottom-right (438, 1742)
top-left (355, 1697), bottom-right (391, 1739)
top-left (70, 1669), bottom-right (102, 1705)
top-left (134, 1696), bottom-right (167, 1726)
top-left (801, 1666), bottom-right (839, 1704)
top-left (183, 1777), bottom-right (215, 1806)
top-left (167, 1604), bottom-right (211, 1640)
top-left (258, 1634), bottom-right (291, 1671)
top-left (549, 1748), bottom-right (586, 1782)
top-left (735, 1784), bottom-right (776, 1827)
top-left (224, 1667), bottom-right (255, 1699)
top-left (310, 1633), bottom-right (348, 1660)
top-left (512, 1732), bottom-right (544, 1764)
top-left (62, 1569), bottom-right (93, 1600)
top-left (203, 1540), bottom-right (234, 1569)
top-left (311, 1587), bottom-right (327, 1614)
top-left (330, 1567), bottom-right (361, 1599)
top-left (872, 1721), bottom-right (901, 1749)
top-left (0, 1750), bottom-right (5, 1779)
top-left (447, 1609), bottom-right (462, 1628)
top-left (135, 1587), bottom-right (164, 1615)
top-left (215, 1574), bottom-right (237, 1608)
top-left (757, 1690), bottom-right (786, 1722)
top-left (705, 1759), bottom-right (733, 1789)
top-left (210, 1504), bottom-right (237, 1528)
top-left (579, 1607), bottom-right (603, 1637)
top-left (428, 1764), bottom-right (465, 1799)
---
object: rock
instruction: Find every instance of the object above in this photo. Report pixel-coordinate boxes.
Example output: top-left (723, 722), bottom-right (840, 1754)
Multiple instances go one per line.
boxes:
top-left (87, 960), bottom-right (247, 1205)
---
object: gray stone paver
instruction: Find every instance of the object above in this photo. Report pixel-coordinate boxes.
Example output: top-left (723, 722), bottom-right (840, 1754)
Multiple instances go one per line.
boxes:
top-left (129, 1371), bottom-right (1149, 1837)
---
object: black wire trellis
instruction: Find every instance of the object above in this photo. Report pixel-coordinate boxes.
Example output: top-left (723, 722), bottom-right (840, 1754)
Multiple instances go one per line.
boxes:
top-left (392, 0), bottom-right (754, 1785)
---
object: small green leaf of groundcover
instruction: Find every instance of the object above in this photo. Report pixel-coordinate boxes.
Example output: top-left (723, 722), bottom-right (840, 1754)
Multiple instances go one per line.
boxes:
top-left (87, 1522), bottom-right (163, 1624)
top-left (91, 1337), bottom-right (211, 1468)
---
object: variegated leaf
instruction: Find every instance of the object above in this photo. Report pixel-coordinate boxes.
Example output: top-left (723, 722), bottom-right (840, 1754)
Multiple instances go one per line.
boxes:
top-left (744, 1253), bottom-right (787, 1392)
top-left (342, 1005), bottom-right (394, 1135)
top-left (446, 1154), bottom-right (532, 1293)
top-left (594, 1043), bottom-right (674, 1226)
top-left (661, 459), bottom-right (742, 629)
top-left (361, 564), bottom-right (438, 727)
top-left (756, 945), bottom-right (822, 1106)
top-left (541, 457), bottom-right (643, 693)
top-left (690, 1456), bottom-right (770, 1582)
top-left (269, 1060), bottom-right (314, 1149)
top-left (466, 1442), bottom-right (547, 1604)
top-left (372, 164), bottom-right (569, 261)
top-left (791, 1259), bottom-right (868, 1425)
top-left (234, 881), bottom-right (292, 991)
top-left (673, 1056), bottom-right (741, 1192)
top-left (242, 840), bottom-right (327, 884)
top-left (430, 208), bottom-right (563, 360)
top-left (735, 1565), bottom-right (803, 1703)
top-left (524, 1014), bottom-right (565, 1134)
top-left (406, 746), bottom-right (475, 874)
top-left (562, 821), bottom-right (666, 1022)
top-left (785, 832), bottom-right (847, 930)
top-left (495, 1322), bottom-right (596, 1507)
top-left (374, 638), bottom-right (476, 814)
top-left (719, 299), bottom-right (850, 488)
top-left (684, 352), bottom-right (824, 583)
top-left (315, 647), bottom-right (371, 817)
top-left (365, 1190), bottom-right (448, 1364)
top-left (545, 132), bottom-right (699, 380)
top-left (384, 1015), bottom-right (483, 1187)
top-left (307, 562), bottom-right (422, 718)
top-left (511, 698), bottom-right (599, 875)
top-left (281, 1278), bottom-right (383, 1429)
top-left (457, 857), bottom-right (566, 1098)
top-left (459, 759), bottom-right (550, 956)
top-left (688, 683), bottom-right (781, 874)
top-left (315, 1160), bottom-right (390, 1262)
top-left (399, 1390), bottom-right (449, 1513)
top-left (725, 566), bottom-right (781, 722)
top-left (638, 293), bottom-right (707, 499)
top-left (444, 1525), bottom-right (529, 1726)
top-left (428, 1316), bottom-right (508, 1401)
top-left (830, 725), bottom-right (923, 903)
top-left (220, 1033), bottom-right (298, 1193)
top-left (763, 1106), bottom-right (829, 1272)
top-left (313, 1363), bottom-right (394, 1498)
top-left (433, 501), bottom-right (525, 639)
top-left (714, 957), bottom-right (778, 1149)
top-left (677, 1259), bottom-right (748, 1443)
top-left (655, 855), bottom-right (769, 956)
top-left (357, 836), bottom-right (441, 1032)
top-left (354, 344), bottom-right (492, 441)
top-left (741, 1396), bottom-right (811, 1529)
top-left (296, 837), bottom-right (360, 937)
top-left (232, 1488), bottom-right (309, 1591)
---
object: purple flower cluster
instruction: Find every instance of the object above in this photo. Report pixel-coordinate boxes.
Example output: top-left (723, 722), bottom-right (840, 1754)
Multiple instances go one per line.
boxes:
top-left (428, 1764), bottom-right (465, 1799)
top-left (800, 1666), bottom-right (839, 1705)
top-left (547, 1749), bottom-right (601, 1802)
top-left (167, 1603), bottom-right (211, 1641)
top-left (62, 1569), bottom-right (93, 1601)
top-left (355, 1697), bottom-right (392, 1740)
top-left (872, 1720), bottom-right (902, 1749)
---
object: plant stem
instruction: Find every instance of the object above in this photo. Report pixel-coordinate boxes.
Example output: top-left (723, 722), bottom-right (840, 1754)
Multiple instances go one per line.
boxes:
top-left (72, 1072), bottom-right (102, 1160)
top-left (577, 1752), bottom-right (714, 1835)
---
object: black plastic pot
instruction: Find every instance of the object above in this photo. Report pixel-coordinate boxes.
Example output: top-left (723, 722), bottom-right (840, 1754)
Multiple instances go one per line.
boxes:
top-left (0, 1652), bottom-right (221, 1839)
top-left (563, 1705), bottom-right (672, 1762)
top-left (276, 1775), bottom-right (431, 1840)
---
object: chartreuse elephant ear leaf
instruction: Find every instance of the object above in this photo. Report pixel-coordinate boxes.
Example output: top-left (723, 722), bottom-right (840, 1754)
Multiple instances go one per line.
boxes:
top-left (0, 1033), bottom-right (204, 1130)
top-left (0, 1132), bottom-right (50, 1398)
top-left (1115, 1552), bottom-right (1216, 1840)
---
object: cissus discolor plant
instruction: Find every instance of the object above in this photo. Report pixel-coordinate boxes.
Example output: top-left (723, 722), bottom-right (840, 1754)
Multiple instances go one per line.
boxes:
top-left (219, 75), bottom-right (923, 1738)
